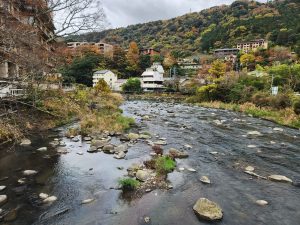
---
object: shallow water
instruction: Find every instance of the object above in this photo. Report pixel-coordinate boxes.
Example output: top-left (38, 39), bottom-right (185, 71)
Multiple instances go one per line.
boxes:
top-left (0, 100), bottom-right (300, 225)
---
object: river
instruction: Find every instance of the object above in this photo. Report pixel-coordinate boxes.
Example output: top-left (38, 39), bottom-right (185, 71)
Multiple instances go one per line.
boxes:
top-left (0, 100), bottom-right (300, 225)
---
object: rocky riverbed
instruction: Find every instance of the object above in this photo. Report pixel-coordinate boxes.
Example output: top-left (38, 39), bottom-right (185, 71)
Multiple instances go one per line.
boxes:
top-left (0, 100), bottom-right (300, 225)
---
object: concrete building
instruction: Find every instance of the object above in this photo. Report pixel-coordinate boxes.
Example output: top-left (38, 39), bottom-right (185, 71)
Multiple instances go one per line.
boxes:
top-left (93, 70), bottom-right (117, 89)
top-left (237, 39), bottom-right (268, 53)
top-left (213, 48), bottom-right (240, 57)
top-left (0, 0), bottom-right (56, 97)
top-left (67, 41), bottom-right (113, 57)
top-left (141, 62), bottom-right (165, 91)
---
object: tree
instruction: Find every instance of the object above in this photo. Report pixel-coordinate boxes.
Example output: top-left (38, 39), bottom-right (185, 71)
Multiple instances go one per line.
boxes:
top-left (138, 55), bottom-right (152, 72)
top-left (94, 79), bottom-right (111, 94)
top-left (122, 78), bottom-right (142, 93)
top-left (240, 53), bottom-right (255, 70)
top-left (126, 42), bottom-right (140, 73)
top-left (163, 53), bottom-right (177, 70)
top-left (208, 60), bottom-right (226, 79)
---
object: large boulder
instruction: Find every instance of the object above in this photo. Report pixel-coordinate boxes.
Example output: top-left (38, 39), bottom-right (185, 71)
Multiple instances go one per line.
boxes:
top-left (136, 170), bottom-right (150, 182)
top-left (169, 148), bottom-right (189, 159)
top-left (115, 144), bottom-right (128, 153)
top-left (193, 198), bottom-right (223, 221)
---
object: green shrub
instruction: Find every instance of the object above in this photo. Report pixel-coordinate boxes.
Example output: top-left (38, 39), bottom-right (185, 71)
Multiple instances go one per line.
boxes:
top-left (293, 99), bottom-right (300, 115)
top-left (155, 156), bottom-right (176, 175)
top-left (118, 178), bottom-right (140, 191)
top-left (122, 78), bottom-right (142, 93)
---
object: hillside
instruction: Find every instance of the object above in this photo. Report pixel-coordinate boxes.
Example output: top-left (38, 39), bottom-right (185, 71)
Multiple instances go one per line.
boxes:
top-left (69, 0), bottom-right (300, 56)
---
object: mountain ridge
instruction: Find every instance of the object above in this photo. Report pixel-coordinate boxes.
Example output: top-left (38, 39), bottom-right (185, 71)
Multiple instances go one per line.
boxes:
top-left (69, 0), bottom-right (300, 56)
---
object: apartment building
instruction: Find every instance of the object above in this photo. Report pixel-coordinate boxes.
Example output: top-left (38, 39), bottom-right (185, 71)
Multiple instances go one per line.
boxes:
top-left (67, 41), bottom-right (114, 57)
top-left (0, 0), bottom-right (56, 79)
top-left (237, 39), bottom-right (268, 53)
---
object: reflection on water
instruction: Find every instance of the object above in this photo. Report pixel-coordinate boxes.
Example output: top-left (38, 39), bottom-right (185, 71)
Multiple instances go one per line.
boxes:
top-left (0, 100), bottom-right (300, 225)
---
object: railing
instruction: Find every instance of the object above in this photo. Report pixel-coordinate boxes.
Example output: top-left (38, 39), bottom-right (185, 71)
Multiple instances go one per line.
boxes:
top-left (9, 88), bottom-right (25, 97)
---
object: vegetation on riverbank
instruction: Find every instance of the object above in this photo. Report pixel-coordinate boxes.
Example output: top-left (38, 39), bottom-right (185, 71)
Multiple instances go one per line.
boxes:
top-left (0, 84), bottom-right (134, 144)
top-left (196, 101), bottom-right (300, 128)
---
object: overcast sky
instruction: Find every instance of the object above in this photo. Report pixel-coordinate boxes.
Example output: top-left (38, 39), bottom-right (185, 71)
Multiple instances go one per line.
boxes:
top-left (102, 0), bottom-right (265, 28)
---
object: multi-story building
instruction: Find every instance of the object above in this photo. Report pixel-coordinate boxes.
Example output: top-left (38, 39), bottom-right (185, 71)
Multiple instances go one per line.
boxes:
top-left (141, 62), bottom-right (165, 91)
top-left (67, 41), bottom-right (114, 57)
top-left (237, 39), bottom-right (268, 53)
top-left (213, 48), bottom-right (239, 57)
top-left (0, 0), bottom-right (56, 97)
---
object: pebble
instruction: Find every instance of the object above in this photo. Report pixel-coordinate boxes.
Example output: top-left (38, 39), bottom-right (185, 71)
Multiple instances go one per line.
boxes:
top-left (200, 176), bottom-right (211, 184)
top-left (0, 186), bottom-right (6, 192)
top-left (39, 193), bottom-right (49, 199)
top-left (23, 170), bottom-right (38, 176)
top-left (245, 166), bottom-right (255, 172)
top-left (18, 178), bottom-right (26, 184)
top-left (268, 175), bottom-right (293, 183)
top-left (188, 168), bottom-right (196, 172)
top-left (256, 200), bottom-right (268, 206)
top-left (273, 127), bottom-right (283, 132)
top-left (81, 199), bottom-right (95, 204)
top-left (37, 147), bottom-right (47, 151)
top-left (77, 152), bottom-right (84, 155)
top-left (0, 195), bottom-right (7, 205)
top-left (210, 152), bottom-right (218, 155)
top-left (247, 131), bottom-right (262, 136)
top-left (43, 196), bottom-right (57, 203)
top-left (144, 216), bottom-right (151, 223)
top-left (247, 145), bottom-right (257, 148)
top-left (184, 144), bottom-right (192, 149)
top-left (179, 167), bottom-right (185, 171)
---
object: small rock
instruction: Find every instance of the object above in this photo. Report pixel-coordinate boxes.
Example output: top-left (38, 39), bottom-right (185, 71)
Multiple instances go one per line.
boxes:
top-left (0, 195), bottom-right (7, 205)
top-left (114, 151), bottom-right (126, 159)
top-left (3, 208), bottom-right (18, 222)
top-left (127, 133), bottom-right (140, 140)
top-left (193, 198), bottom-right (223, 221)
top-left (87, 146), bottom-right (98, 153)
top-left (154, 140), bottom-right (167, 145)
top-left (179, 167), bottom-right (185, 171)
top-left (270, 141), bottom-right (276, 144)
top-left (59, 141), bottom-right (66, 147)
top-left (273, 127), bottom-right (283, 132)
top-left (115, 144), bottom-right (128, 153)
top-left (268, 175), bottom-right (293, 183)
top-left (144, 216), bottom-right (151, 223)
top-left (83, 136), bottom-right (92, 141)
top-left (81, 199), bottom-right (95, 204)
top-left (43, 196), bottom-right (57, 203)
top-left (247, 131), bottom-right (262, 136)
top-left (17, 178), bottom-right (26, 184)
top-left (117, 167), bottom-right (124, 170)
top-left (184, 144), bottom-right (192, 149)
top-left (77, 151), bottom-right (84, 155)
top-left (169, 148), bottom-right (189, 159)
top-left (200, 176), bottom-right (211, 184)
top-left (139, 134), bottom-right (151, 139)
top-left (23, 170), bottom-right (38, 176)
top-left (91, 139), bottom-right (107, 148)
top-left (247, 145), bottom-right (257, 148)
top-left (256, 200), bottom-right (268, 206)
top-left (72, 137), bottom-right (80, 142)
top-left (39, 193), bottom-right (49, 199)
top-left (142, 115), bottom-right (150, 120)
top-left (245, 166), bottom-right (255, 172)
top-left (103, 145), bottom-right (115, 153)
top-left (136, 170), bottom-right (150, 182)
top-left (57, 147), bottom-right (68, 154)
top-left (210, 152), bottom-right (218, 155)
top-left (37, 147), bottom-right (47, 152)
top-left (145, 189), bottom-right (152, 193)
top-left (20, 138), bottom-right (31, 146)
top-left (0, 186), bottom-right (6, 192)
top-left (188, 168), bottom-right (196, 172)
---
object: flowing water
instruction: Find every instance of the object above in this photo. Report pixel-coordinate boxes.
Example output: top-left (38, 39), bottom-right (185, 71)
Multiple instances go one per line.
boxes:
top-left (0, 100), bottom-right (300, 225)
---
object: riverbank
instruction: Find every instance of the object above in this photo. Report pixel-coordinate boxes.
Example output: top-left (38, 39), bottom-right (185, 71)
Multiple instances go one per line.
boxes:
top-left (0, 88), bottom-right (133, 144)
top-left (124, 93), bottom-right (187, 102)
top-left (196, 101), bottom-right (300, 129)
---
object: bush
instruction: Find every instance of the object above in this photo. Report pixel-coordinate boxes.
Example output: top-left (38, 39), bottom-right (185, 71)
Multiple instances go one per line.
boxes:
top-left (152, 145), bottom-right (163, 155)
top-left (94, 79), bottom-right (111, 94)
top-left (293, 99), bottom-right (300, 115)
top-left (251, 92), bottom-right (291, 109)
top-left (122, 78), bottom-right (142, 93)
top-left (155, 156), bottom-right (176, 175)
top-left (118, 178), bottom-right (140, 191)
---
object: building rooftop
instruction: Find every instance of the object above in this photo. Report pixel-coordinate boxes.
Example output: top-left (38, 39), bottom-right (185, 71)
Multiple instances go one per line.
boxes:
top-left (94, 70), bottom-right (111, 74)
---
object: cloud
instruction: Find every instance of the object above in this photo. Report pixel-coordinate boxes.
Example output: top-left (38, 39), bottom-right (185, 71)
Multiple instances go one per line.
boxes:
top-left (102, 0), bottom-right (241, 28)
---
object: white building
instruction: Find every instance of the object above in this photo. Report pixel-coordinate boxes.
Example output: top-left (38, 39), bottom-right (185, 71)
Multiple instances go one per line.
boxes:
top-left (114, 79), bottom-right (128, 92)
top-left (141, 62), bottom-right (165, 91)
top-left (93, 70), bottom-right (117, 89)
